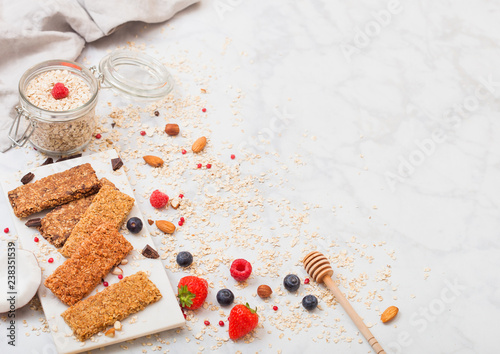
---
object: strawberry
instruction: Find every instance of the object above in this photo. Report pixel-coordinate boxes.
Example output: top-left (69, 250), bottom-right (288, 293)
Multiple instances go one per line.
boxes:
top-left (177, 276), bottom-right (208, 310)
top-left (228, 303), bottom-right (259, 340)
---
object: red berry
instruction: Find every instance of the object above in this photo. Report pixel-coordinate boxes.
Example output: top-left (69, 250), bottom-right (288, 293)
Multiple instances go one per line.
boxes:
top-left (48, 258), bottom-right (54, 263)
top-left (3, 228), bottom-right (9, 233)
top-left (197, 163), bottom-right (202, 169)
top-left (118, 274), bottom-right (123, 280)
top-left (231, 154), bottom-right (236, 159)
top-left (51, 83), bottom-right (69, 99)
top-left (178, 221), bottom-right (183, 226)
top-left (179, 194), bottom-right (184, 198)
top-left (230, 259), bottom-right (252, 282)
top-left (219, 320), bottom-right (225, 327)
top-left (202, 108), bottom-right (207, 112)
top-left (273, 306), bottom-right (278, 311)
top-left (103, 281), bottom-right (109, 287)
top-left (180, 217), bottom-right (185, 222)
top-left (140, 130), bottom-right (146, 136)
top-left (95, 133), bottom-right (101, 139)
top-left (34, 237), bottom-right (39, 243)
top-left (150, 190), bottom-right (169, 209)
top-left (177, 276), bottom-right (208, 310)
top-left (304, 278), bottom-right (310, 284)
top-left (204, 320), bottom-right (210, 326)
top-left (228, 303), bottom-right (259, 340)
top-left (206, 164), bottom-right (212, 169)
top-left (182, 149), bottom-right (187, 155)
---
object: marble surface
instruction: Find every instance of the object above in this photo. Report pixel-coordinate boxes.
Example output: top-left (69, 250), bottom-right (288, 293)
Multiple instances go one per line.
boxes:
top-left (1, 0), bottom-right (499, 353)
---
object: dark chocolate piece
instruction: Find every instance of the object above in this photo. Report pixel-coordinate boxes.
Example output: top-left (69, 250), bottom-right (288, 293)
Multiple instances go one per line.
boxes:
top-left (21, 172), bottom-right (34, 185)
top-left (56, 154), bottom-right (82, 162)
top-left (111, 157), bottom-right (123, 171)
top-left (141, 244), bottom-right (159, 259)
top-left (25, 218), bottom-right (42, 228)
top-left (41, 157), bottom-right (54, 166)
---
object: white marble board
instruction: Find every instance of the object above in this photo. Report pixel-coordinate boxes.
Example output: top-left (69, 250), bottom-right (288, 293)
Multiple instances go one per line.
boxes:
top-left (0, 149), bottom-right (185, 354)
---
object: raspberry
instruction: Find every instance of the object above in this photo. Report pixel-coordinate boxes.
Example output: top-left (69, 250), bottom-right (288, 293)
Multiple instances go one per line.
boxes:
top-left (150, 190), bottom-right (169, 209)
top-left (230, 259), bottom-right (252, 282)
top-left (51, 83), bottom-right (69, 99)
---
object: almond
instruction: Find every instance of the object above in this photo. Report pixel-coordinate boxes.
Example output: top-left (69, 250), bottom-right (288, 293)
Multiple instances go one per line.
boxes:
top-left (165, 123), bottom-right (180, 136)
top-left (105, 328), bottom-right (115, 337)
top-left (170, 197), bottom-right (181, 209)
top-left (257, 285), bottom-right (272, 299)
top-left (143, 155), bottom-right (164, 167)
top-left (111, 266), bottom-right (123, 275)
top-left (156, 220), bottom-right (176, 234)
top-left (381, 306), bottom-right (399, 323)
top-left (192, 136), bottom-right (207, 153)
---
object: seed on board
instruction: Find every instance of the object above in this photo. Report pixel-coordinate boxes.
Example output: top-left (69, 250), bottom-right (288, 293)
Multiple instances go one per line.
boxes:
top-left (114, 321), bottom-right (122, 331)
top-left (111, 267), bottom-right (123, 275)
top-left (105, 328), bottom-right (115, 337)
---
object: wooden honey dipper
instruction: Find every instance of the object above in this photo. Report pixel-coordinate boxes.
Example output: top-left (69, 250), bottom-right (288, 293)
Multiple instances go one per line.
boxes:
top-left (303, 251), bottom-right (386, 354)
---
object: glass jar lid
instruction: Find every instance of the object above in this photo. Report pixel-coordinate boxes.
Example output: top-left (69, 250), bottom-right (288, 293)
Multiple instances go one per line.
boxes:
top-left (98, 50), bottom-right (173, 100)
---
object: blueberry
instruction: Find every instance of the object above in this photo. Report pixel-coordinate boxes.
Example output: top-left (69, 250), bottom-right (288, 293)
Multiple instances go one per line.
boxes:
top-left (302, 295), bottom-right (318, 310)
top-left (283, 274), bottom-right (300, 292)
top-left (176, 251), bottom-right (193, 267)
top-left (126, 217), bottom-right (143, 233)
top-left (216, 289), bottom-right (234, 306)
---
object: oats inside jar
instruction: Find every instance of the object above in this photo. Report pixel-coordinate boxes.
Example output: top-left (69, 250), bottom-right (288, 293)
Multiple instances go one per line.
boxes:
top-left (25, 69), bottom-right (91, 111)
top-left (20, 68), bottom-right (98, 155)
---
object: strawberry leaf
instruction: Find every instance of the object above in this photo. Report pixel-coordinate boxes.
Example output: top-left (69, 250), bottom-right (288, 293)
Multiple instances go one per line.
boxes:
top-left (178, 285), bottom-right (196, 308)
top-left (245, 302), bottom-right (257, 314)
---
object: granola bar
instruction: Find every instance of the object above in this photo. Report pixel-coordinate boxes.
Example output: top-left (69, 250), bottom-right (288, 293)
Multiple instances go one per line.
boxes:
top-left (60, 183), bottom-right (134, 258)
top-left (7, 163), bottom-right (100, 218)
top-left (39, 195), bottom-right (94, 248)
top-left (44, 223), bottom-right (133, 306)
top-left (61, 271), bottom-right (162, 341)
top-left (39, 178), bottom-right (117, 248)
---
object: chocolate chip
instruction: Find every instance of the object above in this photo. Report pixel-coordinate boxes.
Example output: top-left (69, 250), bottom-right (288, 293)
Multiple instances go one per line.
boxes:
top-left (56, 154), bottom-right (82, 162)
top-left (21, 172), bottom-right (34, 184)
top-left (154, 110), bottom-right (160, 116)
top-left (141, 244), bottom-right (159, 259)
top-left (111, 157), bottom-right (123, 171)
top-left (25, 218), bottom-right (42, 228)
top-left (111, 122), bottom-right (116, 128)
top-left (147, 219), bottom-right (154, 225)
top-left (41, 157), bottom-right (53, 166)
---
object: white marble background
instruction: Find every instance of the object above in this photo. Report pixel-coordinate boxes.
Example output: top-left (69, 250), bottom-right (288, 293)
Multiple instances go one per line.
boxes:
top-left (1, 0), bottom-right (499, 353)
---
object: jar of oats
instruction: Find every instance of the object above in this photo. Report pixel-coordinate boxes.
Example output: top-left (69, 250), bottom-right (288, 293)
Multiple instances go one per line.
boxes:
top-left (10, 52), bottom-right (173, 155)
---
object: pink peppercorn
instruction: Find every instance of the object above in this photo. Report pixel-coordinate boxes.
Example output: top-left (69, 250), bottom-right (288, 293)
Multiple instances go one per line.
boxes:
top-left (140, 131), bottom-right (146, 136)
top-left (48, 258), bottom-right (54, 263)
top-left (118, 274), bottom-right (123, 280)
top-left (34, 237), bottom-right (39, 243)
top-left (103, 281), bottom-right (109, 287)
top-left (95, 133), bottom-right (101, 139)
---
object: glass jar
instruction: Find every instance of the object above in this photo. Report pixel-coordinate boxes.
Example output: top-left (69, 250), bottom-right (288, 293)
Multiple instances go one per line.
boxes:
top-left (8, 51), bottom-right (173, 155)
